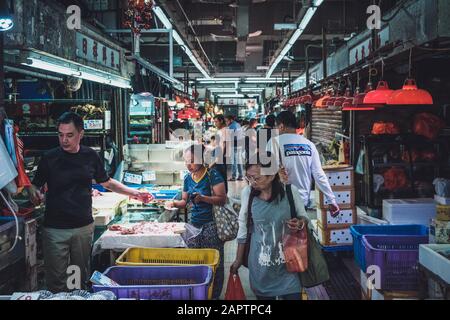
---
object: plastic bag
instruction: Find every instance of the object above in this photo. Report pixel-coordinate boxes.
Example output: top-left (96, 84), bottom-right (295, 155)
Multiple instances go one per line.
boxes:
top-left (282, 224), bottom-right (308, 273)
top-left (371, 122), bottom-right (400, 135)
top-left (355, 149), bottom-right (365, 175)
top-left (0, 135), bottom-right (18, 189)
top-left (413, 113), bottom-right (445, 140)
top-left (225, 274), bottom-right (246, 300)
top-left (383, 167), bottom-right (408, 191)
top-left (433, 178), bottom-right (450, 197)
top-left (373, 174), bottom-right (385, 193)
top-left (181, 223), bottom-right (203, 244)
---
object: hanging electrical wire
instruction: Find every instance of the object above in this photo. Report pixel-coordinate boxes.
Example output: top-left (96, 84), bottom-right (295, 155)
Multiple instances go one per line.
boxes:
top-left (0, 190), bottom-right (21, 254)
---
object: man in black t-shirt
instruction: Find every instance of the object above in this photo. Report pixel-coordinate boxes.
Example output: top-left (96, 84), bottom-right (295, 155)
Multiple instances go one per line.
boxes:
top-left (28, 112), bottom-right (150, 293)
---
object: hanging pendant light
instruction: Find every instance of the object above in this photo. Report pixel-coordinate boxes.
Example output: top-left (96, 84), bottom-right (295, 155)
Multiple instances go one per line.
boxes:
top-left (314, 92), bottom-right (330, 108)
top-left (364, 80), bottom-right (394, 105)
top-left (364, 60), bottom-right (394, 105)
top-left (343, 71), bottom-right (375, 111)
top-left (387, 49), bottom-right (433, 105)
top-left (387, 79), bottom-right (433, 105)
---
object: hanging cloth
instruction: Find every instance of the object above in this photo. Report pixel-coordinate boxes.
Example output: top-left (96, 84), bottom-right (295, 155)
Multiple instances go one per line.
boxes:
top-left (0, 134), bottom-right (18, 190)
top-left (13, 125), bottom-right (32, 190)
top-left (4, 119), bottom-right (18, 167)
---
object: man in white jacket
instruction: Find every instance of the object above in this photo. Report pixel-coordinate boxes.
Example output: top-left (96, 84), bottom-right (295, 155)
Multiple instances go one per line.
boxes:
top-left (266, 111), bottom-right (339, 215)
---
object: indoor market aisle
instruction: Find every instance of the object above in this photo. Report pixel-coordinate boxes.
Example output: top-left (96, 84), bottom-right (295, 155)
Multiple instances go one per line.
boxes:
top-left (221, 181), bottom-right (361, 300)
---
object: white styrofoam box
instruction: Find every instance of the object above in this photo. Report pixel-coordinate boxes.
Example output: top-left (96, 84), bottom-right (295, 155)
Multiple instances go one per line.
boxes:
top-left (315, 189), bottom-right (354, 209)
top-left (382, 198), bottom-right (436, 226)
top-left (356, 207), bottom-right (389, 225)
top-left (419, 244), bottom-right (450, 284)
top-left (317, 208), bottom-right (356, 228)
top-left (326, 170), bottom-right (353, 187)
top-left (93, 210), bottom-right (115, 226)
top-left (435, 195), bottom-right (450, 205)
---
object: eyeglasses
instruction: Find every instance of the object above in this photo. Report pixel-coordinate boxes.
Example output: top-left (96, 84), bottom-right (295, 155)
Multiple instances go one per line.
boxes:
top-left (244, 175), bottom-right (264, 184)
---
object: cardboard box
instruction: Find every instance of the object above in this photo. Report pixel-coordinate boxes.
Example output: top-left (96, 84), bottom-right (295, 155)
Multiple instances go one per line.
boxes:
top-left (315, 188), bottom-right (355, 210)
top-left (321, 165), bottom-right (354, 189)
top-left (316, 221), bottom-right (353, 246)
top-left (429, 219), bottom-right (450, 244)
top-left (317, 207), bottom-right (356, 229)
top-left (436, 205), bottom-right (450, 221)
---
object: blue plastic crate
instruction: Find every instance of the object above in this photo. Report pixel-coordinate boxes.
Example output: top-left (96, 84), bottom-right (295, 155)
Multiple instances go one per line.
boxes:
top-left (125, 185), bottom-right (181, 200)
top-left (350, 224), bottom-right (428, 272)
top-left (92, 184), bottom-right (108, 192)
top-left (92, 265), bottom-right (212, 300)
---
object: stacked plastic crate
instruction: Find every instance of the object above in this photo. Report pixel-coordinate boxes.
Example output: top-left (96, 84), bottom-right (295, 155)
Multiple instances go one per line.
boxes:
top-left (315, 165), bottom-right (356, 247)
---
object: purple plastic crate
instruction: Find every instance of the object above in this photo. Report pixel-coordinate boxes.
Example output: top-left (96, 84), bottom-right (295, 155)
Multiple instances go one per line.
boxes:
top-left (362, 235), bottom-right (428, 291)
top-left (92, 265), bottom-right (212, 300)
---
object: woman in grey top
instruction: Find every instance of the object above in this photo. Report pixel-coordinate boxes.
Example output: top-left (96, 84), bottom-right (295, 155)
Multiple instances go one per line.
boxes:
top-left (230, 153), bottom-right (308, 300)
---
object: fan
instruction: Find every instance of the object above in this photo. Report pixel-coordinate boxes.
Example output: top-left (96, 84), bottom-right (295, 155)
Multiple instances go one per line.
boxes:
top-left (65, 76), bottom-right (83, 92)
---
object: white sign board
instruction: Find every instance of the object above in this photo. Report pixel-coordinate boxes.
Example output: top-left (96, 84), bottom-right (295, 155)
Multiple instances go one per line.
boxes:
top-left (349, 27), bottom-right (390, 65)
top-left (124, 172), bottom-right (143, 185)
top-left (76, 32), bottom-right (120, 71)
top-left (83, 119), bottom-right (103, 130)
top-left (142, 171), bottom-right (157, 182)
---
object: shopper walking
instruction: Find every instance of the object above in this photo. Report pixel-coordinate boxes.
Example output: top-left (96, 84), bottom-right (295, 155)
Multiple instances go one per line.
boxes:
top-left (213, 114), bottom-right (228, 191)
top-left (167, 144), bottom-right (227, 299)
top-left (230, 153), bottom-right (307, 300)
top-left (225, 115), bottom-right (244, 181)
top-left (28, 112), bottom-right (151, 293)
top-left (267, 111), bottom-right (339, 214)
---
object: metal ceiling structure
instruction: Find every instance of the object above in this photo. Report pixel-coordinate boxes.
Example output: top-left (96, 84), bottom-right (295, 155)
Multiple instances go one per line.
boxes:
top-left (71, 0), bottom-right (405, 95)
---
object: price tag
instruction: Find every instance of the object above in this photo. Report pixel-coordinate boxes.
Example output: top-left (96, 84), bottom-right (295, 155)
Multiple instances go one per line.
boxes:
top-left (10, 292), bottom-right (41, 300)
top-left (142, 170), bottom-right (156, 181)
top-left (124, 172), bottom-right (143, 185)
top-left (180, 170), bottom-right (190, 180)
top-left (83, 119), bottom-right (103, 130)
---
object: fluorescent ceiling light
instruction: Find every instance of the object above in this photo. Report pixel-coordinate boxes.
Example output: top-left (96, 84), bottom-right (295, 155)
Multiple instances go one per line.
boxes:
top-left (241, 88), bottom-right (265, 92)
top-left (153, 5), bottom-right (210, 79)
top-left (198, 78), bottom-right (240, 82)
top-left (217, 94), bottom-right (245, 98)
top-left (266, 0), bottom-right (323, 78)
top-left (207, 88), bottom-right (236, 92)
top-left (22, 52), bottom-right (132, 89)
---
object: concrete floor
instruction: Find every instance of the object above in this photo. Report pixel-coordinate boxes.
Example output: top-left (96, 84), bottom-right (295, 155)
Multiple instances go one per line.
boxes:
top-left (220, 180), bottom-right (256, 299)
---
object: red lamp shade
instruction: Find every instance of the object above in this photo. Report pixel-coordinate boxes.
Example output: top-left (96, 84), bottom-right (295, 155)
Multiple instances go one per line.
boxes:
top-left (343, 85), bottom-right (375, 111)
top-left (387, 79), bottom-right (433, 105)
top-left (333, 96), bottom-right (346, 108)
top-left (303, 94), bottom-right (313, 104)
top-left (314, 95), bottom-right (330, 108)
top-left (341, 97), bottom-right (355, 110)
top-left (326, 96), bottom-right (337, 107)
top-left (363, 81), bottom-right (394, 105)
